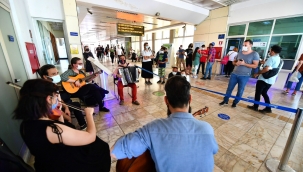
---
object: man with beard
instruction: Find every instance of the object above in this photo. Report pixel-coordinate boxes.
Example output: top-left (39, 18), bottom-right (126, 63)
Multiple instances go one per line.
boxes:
top-left (111, 76), bottom-right (218, 172)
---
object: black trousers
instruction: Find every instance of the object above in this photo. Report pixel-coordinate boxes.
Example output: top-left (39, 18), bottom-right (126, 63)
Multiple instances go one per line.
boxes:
top-left (253, 80), bottom-right (272, 110)
top-left (71, 84), bottom-right (106, 108)
top-left (197, 62), bottom-right (205, 75)
top-left (110, 55), bottom-right (114, 63)
top-left (225, 61), bottom-right (234, 76)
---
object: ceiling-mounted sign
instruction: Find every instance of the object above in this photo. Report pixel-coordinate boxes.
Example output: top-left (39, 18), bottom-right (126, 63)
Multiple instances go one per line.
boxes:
top-left (218, 34), bottom-right (225, 39)
top-left (117, 23), bottom-right (144, 36)
top-left (253, 42), bottom-right (267, 47)
top-left (8, 35), bottom-right (14, 42)
top-left (70, 32), bottom-right (78, 36)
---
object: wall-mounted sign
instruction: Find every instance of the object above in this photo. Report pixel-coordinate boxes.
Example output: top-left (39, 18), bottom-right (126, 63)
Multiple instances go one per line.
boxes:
top-left (8, 35), bottom-right (14, 42)
top-left (218, 34), bottom-right (225, 39)
top-left (253, 42), bottom-right (267, 47)
top-left (219, 41), bottom-right (223, 46)
top-left (70, 32), bottom-right (78, 36)
top-left (117, 23), bottom-right (144, 36)
top-left (253, 39), bottom-right (261, 42)
top-left (70, 45), bottom-right (79, 54)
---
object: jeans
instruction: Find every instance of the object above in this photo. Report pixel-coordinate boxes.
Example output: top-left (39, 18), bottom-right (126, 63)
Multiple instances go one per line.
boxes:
top-left (197, 62), bottom-right (205, 75)
top-left (253, 80), bottom-right (272, 110)
top-left (223, 73), bottom-right (250, 104)
top-left (204, 62), bottom-right (214, 78)
top-left (286, 72), bottom-right (303, 91)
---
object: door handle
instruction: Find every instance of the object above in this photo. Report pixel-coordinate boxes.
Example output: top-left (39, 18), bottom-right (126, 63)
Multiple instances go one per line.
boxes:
top-left (14, 79), bottom-right (21, 83)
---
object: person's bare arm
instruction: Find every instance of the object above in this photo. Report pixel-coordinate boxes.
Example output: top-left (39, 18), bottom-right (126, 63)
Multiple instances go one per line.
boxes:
top-left (295, 60), bottom-right (303, 71)
top-left (46, 108), bottom-right (96, 146)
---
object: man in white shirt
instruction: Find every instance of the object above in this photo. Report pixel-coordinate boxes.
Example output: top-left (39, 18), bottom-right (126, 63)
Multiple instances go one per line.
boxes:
top-left (116, 45), bottom-right (124, 59)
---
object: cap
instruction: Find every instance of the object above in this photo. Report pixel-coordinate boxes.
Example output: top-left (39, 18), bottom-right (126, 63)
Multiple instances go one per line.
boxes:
top-left (210, 42), bottom-right (215, 46)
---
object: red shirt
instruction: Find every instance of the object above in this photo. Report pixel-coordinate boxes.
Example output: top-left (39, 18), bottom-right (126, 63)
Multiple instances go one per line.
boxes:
top-left (198, 49), bottom-right (208, 62)
top-left (298, 54), bottom-right (303, 73)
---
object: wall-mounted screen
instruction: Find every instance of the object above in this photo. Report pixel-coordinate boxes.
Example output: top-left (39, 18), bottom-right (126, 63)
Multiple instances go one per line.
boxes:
top-left (117, 23), bottom-right (144, 36)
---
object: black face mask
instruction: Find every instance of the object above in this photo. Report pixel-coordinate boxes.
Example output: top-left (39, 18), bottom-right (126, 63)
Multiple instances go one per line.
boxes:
top-left (85, 49), bottom-right (89, 51)
top-left (167, 104), bottom-right (192, 117)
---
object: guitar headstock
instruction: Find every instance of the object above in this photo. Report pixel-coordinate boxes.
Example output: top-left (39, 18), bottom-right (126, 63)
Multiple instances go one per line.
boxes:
top-left (193, 106), bottom-right (209, 117)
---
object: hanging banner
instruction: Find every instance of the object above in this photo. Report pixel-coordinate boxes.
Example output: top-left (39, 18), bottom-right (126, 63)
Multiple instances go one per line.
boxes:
top-left (70, 45), bottom-right (79, 54)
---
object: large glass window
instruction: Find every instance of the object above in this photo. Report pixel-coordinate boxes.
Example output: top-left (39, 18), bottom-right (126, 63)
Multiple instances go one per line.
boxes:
top-left (163, 30), bottom-right (170, 39)
top-left (273, 16), bottom-right (303, 34)
top-left (247, 20), bottom-right (273, 35)
top-left (246, 36), bottom-right (270, 59)
top-left (228, 24), bottom-right (246, 36)
top-left (269, 35), bottom-right (302, 59)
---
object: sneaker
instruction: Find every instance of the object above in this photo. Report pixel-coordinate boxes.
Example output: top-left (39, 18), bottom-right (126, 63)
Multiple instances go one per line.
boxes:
top-left (99, 107), bottom-right (110, 112)
top-left (206, 77), bottom-right (211, 80)
top-left (247, 105), bottom-right (258, 111)
top-left (80, 124), bottom-right (87, 130)
top-left (231, 103), bottom-right (237, 108)
top-left (219, 101), bottom-right (228, 106)
top-left (259, 108), bottom-right (272, 114)
top-left (119, 100), bottom-right (124, 105)
top-left (161, 81), bottom-right (165, 84)
top-left (157, 80), bottom-right (161, 83)
top-left (132, 100), bottom-right (140, 105)
top-left (148, 81), bottom-right (152, 85)
top-left (145, 81), bottom-right (149, 85)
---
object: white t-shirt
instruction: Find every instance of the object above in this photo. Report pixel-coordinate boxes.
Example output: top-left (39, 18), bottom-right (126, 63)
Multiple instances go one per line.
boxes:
top-left (116, 48), bottom-right (123, 55)
top-left (227, 51), bottom-right (238, 61)
top-left (142, 50), bottom-right (152, 62)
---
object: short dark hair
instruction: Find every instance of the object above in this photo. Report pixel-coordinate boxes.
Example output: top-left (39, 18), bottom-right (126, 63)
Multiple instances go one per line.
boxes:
top-left (271, 45), bottom-right (282, 53)
top-left (144, 42), bottom-right (148, 47)
top-left (165, 76), bottom-right (191, 108)
top-left (38, 64), bottom-right (56, 78)
top-left (202, 45), bottom-right (205, 48)
top-left (71, 57), bottom-right (81, 65)
top-left (13, 79), bottom-right (59, 120)
top-left (244, 39), bottom-right (253, 45)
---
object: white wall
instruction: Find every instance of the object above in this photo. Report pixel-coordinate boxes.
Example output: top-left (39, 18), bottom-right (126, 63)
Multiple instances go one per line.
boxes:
top-left (228, 0), bottom-right (303, 24)
top-left (26, 0), bottom-right (64, 20)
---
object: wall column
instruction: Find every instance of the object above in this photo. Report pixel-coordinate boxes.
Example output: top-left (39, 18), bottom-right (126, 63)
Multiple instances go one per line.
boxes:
top-left (169, 29), bottom-right (176, 66)
top-left (62, 0), bottom-right (82, 61)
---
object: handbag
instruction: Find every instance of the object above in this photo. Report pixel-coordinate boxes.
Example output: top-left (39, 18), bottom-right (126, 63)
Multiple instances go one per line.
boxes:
top-left (289, 71), bottom-right (300, 83)
top-left (221, 52), bottom-right (234, 65)
top-left (262, 59), bottom-right (283, 79)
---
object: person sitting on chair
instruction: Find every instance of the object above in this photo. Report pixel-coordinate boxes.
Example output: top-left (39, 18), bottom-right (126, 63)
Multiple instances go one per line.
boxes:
top-left (60, 57), bottom-right (110, 112)
top-left (113, 55), bottom-right (140, 106)
top-left (38, 64), bottom-right (88, 130)
top-left (111, 76), bottom-right (218, 172)
top-left (168, 66), bottom-right (181, 78)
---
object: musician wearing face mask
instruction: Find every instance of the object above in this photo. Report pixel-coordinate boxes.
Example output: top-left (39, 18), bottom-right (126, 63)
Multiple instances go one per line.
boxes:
top-left (83, 45), bottom-right (94, 73)
top-left (168, 66), bottom-right (181, 78)
top-left (38, 64), bottom-right (88, 130)
top-left (111, 76), bottom-right (218, 172)
top-left (13, 79), bottom-right (111, 172)
top-left (219, 39), bottom-right (260, 108)
top-left (60, 57), bottom-right (110, 112)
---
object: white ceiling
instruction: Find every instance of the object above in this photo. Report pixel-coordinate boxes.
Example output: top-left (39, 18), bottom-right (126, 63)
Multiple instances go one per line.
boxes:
top-left (180, 0), bottom-right (251, 9)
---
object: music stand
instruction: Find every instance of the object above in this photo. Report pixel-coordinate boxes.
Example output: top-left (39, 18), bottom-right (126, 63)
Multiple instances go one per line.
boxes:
top-left (88, 57), bottom-right (115, 101)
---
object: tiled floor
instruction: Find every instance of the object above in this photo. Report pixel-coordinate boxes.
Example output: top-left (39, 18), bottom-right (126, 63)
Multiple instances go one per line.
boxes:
top-left (64, 56), bottom-right (303, 172)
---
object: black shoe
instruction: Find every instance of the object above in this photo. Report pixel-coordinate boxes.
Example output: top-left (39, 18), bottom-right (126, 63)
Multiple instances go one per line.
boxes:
top-left (148, 81), bottom-right (152, 85)
top-left (201, 78), bottom-right (206, 80)
top-left (219, 101), bottom-right (228, 106)
top-left (157, 80), bottom-right (161, 83)
top-left (247, 105), bottom-right (258, 111)
top-left (225, 75), bottom-right (228, 78)
top-left (231, 103), bottom-right (237, 108)
top-left (145, 81), bottom-right (149, 84)
top-left (104, 90), bottom-right (109, 94)
top-left (259, 108), bottom-right (272, 114)
top-left (99, 107), bottom-right (110, 112)
top-left (206, 77), bottom-right (211, 80)
top-left (161, 81), bottom-right (165, 84)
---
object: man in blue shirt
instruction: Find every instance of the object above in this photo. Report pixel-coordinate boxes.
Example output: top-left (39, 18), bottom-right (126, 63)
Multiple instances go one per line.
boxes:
top-left (111, 76), bottom-right (218, 172)
top-left (247, 45), bottom-right (282, 113)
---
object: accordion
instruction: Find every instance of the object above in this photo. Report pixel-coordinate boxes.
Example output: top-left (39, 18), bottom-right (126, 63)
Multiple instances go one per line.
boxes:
top-left (118, 66), bottom-right (140, 85)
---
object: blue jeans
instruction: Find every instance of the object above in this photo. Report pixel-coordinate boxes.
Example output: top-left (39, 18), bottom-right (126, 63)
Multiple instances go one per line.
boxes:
top-left (286, 72), bottom-right (303, 91)
top-left (204, 62), bottom-right (214, 78)
top-left (223, 73), bottom-right (250, 104)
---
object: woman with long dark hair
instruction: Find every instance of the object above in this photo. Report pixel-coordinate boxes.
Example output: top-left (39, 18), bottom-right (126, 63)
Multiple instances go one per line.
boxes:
top-left (14, 79), bottom-right (110, 172)
top-left (141, 42), bottom-right (154, 85)
top-left (192, 47), bottom-right (200, 78)
top-left (185, 43), bottom-right (194, 72)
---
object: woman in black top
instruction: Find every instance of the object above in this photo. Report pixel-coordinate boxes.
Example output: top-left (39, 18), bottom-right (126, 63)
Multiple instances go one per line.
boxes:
top-left (83, 45), bottom-right (94, 73)
top-left (185, 43), bottom-right (193, 72)
top-left (14, 79), bottom-right (111, 172)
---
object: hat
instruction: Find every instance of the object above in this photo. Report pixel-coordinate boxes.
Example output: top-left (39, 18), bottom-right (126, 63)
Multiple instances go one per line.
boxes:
top-left (210, 42), bottom-right (215, 46)
top-left (172, 66), bottom-right (178, 68)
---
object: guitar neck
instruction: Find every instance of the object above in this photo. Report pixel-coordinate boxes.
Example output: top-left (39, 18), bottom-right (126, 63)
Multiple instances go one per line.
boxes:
top-left (80, 71), bottom-right (100, 81)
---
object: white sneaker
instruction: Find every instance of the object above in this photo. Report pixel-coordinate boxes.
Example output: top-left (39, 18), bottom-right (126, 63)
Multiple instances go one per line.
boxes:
top-left (194, 75), bottom-right (198, 78)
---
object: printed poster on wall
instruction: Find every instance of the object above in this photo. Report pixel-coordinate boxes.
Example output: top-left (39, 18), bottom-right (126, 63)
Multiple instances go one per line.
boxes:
top-left (70, 45), bottom-right (79, 54)
top-left (253, 42), bottom-right (267, 47)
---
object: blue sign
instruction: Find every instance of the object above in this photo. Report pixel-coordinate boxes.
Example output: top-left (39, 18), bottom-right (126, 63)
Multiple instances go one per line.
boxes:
top-left (218, 113), bottom-right (230, 120)
top-left (218, 34), bottom-right (225, 39)
top-left (8, 35), bottom-right (14, 42)
top-left (253, 39), bottom-right (261, 42)
top-left (70, 32), bottom-right (78, 36)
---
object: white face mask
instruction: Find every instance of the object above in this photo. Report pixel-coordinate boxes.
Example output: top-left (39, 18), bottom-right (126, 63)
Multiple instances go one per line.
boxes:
top-left (49, 75), bottom-right (61, 84)
top-left (77, 65), bottom-right (82, 70)
top-left (242, 46), bottom-right (248, 52)
top-left (181, 74), bottom-right (186, 77)
top-left (172, 72), bottom-right (177, 75)
top-left (159, 51), bottom-right (164, 53)
top-left (145, 46), bottom-right (149, 49)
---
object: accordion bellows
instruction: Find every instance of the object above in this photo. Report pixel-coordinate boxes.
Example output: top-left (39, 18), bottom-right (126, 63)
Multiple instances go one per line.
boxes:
top-left (118, 66), bottom-right (140, 85)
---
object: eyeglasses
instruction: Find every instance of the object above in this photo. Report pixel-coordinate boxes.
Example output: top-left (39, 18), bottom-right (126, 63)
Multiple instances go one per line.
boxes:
top-left (77, 63), bottom-right (83, 65)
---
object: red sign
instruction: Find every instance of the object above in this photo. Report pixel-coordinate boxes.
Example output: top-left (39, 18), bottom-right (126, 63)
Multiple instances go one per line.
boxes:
top-left (219, 41), bottom-right (223, 46)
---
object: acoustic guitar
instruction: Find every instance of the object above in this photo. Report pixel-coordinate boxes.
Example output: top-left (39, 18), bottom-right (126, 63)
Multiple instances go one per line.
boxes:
top-left (116, 107), bottom-right (209, 172)
top-left (62, 71), bottom-right (101, 93)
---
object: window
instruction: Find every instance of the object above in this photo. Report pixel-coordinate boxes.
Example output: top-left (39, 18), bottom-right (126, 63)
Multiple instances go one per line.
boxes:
top-left (185, 25), bottom-right (194, 36)
top-left (228, 24), bottom-right (246, 36)
top-left (155, 31), bottom-right (162, 39)
top-left (269, 35), bottom-right (302, 59)
top-left (273, 16), bottom-right (303, 34)
top-left (246, 36), bottom-right (270, 59)
top-left (247, 20), bottom-right (273, 35)
top-left (163, 30), bottom-right (170, 39)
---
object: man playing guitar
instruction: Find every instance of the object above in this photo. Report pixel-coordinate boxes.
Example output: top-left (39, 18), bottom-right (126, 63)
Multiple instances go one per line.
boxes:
top-left (60, 57), bottom-right (110, 112)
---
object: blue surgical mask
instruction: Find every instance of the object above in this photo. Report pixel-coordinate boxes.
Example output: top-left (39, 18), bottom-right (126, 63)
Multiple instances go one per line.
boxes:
top-left (51, 97), bottom-right (58, 110)
top-left (48, 75), bottom-right (61, 84)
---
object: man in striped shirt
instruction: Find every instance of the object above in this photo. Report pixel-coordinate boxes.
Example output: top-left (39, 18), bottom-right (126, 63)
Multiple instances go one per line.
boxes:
top-left (202, 43), bottom-right (216, 80)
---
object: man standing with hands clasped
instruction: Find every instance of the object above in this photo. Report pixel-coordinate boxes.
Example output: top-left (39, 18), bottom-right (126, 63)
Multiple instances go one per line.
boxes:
top-left (247, 45), bottom-right (283, 113)
top-left (219, 39), bottom-right (260, 107)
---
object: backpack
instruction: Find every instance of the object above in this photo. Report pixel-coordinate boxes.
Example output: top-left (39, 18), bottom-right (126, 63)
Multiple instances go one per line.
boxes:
top-left (0, 138), bottom-right (35, 172)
